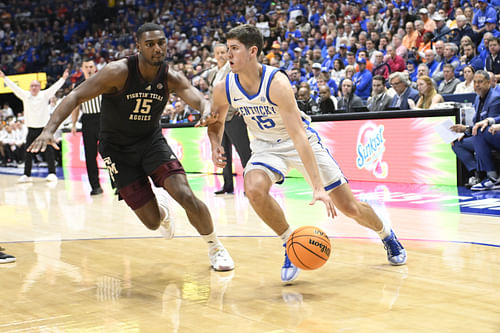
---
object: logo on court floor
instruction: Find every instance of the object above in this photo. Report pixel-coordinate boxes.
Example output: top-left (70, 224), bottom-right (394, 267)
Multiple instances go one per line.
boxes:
top-left (356, 122), bottom-right (388, 179)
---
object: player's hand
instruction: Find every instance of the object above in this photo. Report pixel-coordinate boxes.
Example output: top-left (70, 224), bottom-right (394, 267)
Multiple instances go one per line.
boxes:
top-left (62, 68), bottom-right (70, 80)
top-left (472, 119), bottom-right (488, 135)
top-left (27, 131), bottom-right (60, 153)
top-left (310, 188), bottom-right (337, 219)
top-left (0, 70), bottom-right (4, 78)
top-left (71, 125), bottom-right (77, 135)
top-left (195, 111), bottom-right (218, 127)
top-left (211, 144), bottom-right (227, 168)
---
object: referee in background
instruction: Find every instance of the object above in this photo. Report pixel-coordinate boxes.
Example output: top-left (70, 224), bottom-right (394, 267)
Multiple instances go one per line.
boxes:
top-left (71, 57), bottom-right (103, 195)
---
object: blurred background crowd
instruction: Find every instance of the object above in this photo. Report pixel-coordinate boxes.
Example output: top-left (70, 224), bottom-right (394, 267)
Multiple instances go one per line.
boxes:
top-left (1, 0), bottom-right (500, 167)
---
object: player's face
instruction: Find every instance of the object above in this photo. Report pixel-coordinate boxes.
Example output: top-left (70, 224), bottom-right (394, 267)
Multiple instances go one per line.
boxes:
top-left (81, 60), bottom-right (97, 79)
top-left (226, 38), bottom-right (256, 73)
top-left (137, 30), bottom-right (167, 66)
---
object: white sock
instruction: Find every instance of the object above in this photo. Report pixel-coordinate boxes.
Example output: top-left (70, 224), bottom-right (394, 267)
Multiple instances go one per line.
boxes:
top-left (377, 224), bottom-right (391, 239)
top-left (202, 231), bottom-right (222, 250)
top-left (279, 227), bottom-right (294, 244)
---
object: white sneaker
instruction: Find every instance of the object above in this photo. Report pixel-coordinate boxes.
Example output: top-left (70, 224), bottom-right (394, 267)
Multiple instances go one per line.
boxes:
top-left (17, 175), bottom-right (32, 183)
top-left (45, 173), bottom-right (58, 182)
top-left (209, 246), bottom-right (234, 271)
top-left (154, 187), bottom-right (175, 239)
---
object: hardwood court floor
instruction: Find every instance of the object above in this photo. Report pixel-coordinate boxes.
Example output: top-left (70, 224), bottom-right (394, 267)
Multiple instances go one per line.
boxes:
top-left (0, 172), bottom-right (499, 332)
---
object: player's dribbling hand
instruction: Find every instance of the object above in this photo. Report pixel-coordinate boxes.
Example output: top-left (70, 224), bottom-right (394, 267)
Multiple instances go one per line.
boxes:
top-left (211, 144), bottom-right (227, 168)
top-left (310, 188), bottom-right (337, 218)
top-left (27, 132), bottom-right (60, 153)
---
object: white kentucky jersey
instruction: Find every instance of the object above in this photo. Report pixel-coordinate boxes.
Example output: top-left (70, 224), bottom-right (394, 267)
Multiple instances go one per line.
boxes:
top-left (225, 64), bottom-right (311, 142)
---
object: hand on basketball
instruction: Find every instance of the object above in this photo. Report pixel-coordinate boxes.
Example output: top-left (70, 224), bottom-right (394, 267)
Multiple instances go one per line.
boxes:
top-left (211, 144), bottom-right (227, 168)
top-left (27, 131), bottom-right (60, 153)
top-left (310, 188), bottom-right (337, 218)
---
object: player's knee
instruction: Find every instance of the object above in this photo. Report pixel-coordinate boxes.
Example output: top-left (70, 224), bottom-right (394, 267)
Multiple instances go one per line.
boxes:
top-left (174, 188), bottom-right (200, 211)
top-left (244, 183), bottom-right (266, 203)
top-left (340, 201), bottom-right (362, 219)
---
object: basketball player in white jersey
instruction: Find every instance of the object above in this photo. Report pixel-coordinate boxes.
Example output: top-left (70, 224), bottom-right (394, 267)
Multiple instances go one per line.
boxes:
top-left (207, 24), bottom-right (406, 283)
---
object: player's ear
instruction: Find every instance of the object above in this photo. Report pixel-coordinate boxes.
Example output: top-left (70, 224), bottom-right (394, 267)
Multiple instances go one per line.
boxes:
top-left (250, 45), bottom-right (258, 56)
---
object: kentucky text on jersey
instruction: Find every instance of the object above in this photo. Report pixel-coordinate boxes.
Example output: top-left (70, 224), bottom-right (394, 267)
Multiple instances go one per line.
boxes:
top-left (126, 92), bottom-right (164, 101)
top-left (237, 105), bottom-right (277, 116)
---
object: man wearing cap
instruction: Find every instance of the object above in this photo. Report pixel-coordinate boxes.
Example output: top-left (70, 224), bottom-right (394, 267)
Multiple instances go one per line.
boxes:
top-left (308, 63), bottom-right (323, 88)
top-left (265, 41), bottom-right (282, 61)
top-left (433, 13), bottom-right (452, 42)
top-left (333, 44), bottom-right (348, 66)
top-left (420, 8), bottom-right (437, 32)
top-left (472, 0), bottom-right (498, 34)
top-left (352, 57), bottom-right (373, 100)
top-left (484, 17), bottom-right (500, 39)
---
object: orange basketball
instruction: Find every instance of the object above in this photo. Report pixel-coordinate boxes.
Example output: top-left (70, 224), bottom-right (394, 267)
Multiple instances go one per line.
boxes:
top-left (286, 226), bottom-right (331, 270)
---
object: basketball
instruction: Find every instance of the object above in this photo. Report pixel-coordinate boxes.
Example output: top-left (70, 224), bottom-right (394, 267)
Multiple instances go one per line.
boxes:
top-left (286, 226), bottom-right (331, 270)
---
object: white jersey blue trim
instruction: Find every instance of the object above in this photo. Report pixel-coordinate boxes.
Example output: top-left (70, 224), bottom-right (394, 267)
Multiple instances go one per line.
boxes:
top-left (226, 64), bottom-right (311, 143)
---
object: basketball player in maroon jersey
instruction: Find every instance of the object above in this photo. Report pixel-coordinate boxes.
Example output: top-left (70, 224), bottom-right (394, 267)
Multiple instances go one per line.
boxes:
top-left (27, 23), bottom-right (233, 271)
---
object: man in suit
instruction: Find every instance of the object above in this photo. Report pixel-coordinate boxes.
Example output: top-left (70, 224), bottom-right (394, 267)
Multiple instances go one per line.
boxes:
top-left (367, 76), bottom-right (393, 111)
top-left (450, 71), bottom-right (500, 188)
top-left (337, 79), bottom-right (365, 112)
top-left (389, 72), bottom-right (419, 110)
top-left (207, 43), bottom-right (251, 195)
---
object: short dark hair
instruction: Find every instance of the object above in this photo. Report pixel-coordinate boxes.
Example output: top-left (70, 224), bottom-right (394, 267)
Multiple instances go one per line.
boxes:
top-left (226, 24), bottom-right (263, 56)
top-left (489, 37), bottom-right (500, 45)
top-left (373, 75), bottom-right (386, 85)
top-left (136, 23), bottom-right (164, 41)
top-left (81, 56), bottom-right (95, 63)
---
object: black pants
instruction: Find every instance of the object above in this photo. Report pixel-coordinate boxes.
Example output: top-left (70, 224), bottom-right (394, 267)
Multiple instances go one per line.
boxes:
top-left (82, 113), bottom-right (101, 190)
top-left (25, 127), bottom-right (55, 176)
top-left (220, 115), bottom-right (251, 191)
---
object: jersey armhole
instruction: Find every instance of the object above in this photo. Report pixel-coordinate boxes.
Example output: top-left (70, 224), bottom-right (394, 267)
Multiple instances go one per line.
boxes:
top-left (225, 73), bottom-right (231, 105)
top-left (266, 68), bottom-right (284, 106)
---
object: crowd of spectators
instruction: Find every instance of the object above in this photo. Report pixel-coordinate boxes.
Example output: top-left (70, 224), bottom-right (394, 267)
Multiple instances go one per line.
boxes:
top-left (1, 0), bottom-right (500, 121)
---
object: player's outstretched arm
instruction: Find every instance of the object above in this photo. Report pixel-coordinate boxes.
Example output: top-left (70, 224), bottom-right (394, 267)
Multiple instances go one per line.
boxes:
top-left (270, 72), bottom-right (337, 218)
top-left (28, 60), bottom-right (128, 153)
top-left (207, 80), bottom-right (230, 168)
top-left (167, 69), bottom-right (211, 122)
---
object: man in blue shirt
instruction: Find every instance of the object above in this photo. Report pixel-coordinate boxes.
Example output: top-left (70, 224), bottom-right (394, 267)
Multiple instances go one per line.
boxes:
top-left (455, 43), bottom-right (485, 80)
top-left (352, 57), bottom-right (373, 101)
top-left (472, 0), bottom-right (498, 34)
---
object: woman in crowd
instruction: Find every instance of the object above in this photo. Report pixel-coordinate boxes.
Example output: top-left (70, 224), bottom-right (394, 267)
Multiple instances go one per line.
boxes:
top-left (331, 59), bottom-right (345, 86)
top-left (413, 75), bottom-right (444, 109)
top-left (455, 65), bottom-right (475, 94)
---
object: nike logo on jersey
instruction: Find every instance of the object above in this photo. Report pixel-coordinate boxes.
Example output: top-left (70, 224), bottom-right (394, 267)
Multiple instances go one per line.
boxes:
top-left (234, 97), bottom-right (243, 101)
top-left (145, 85), bottom-right (152, 91)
